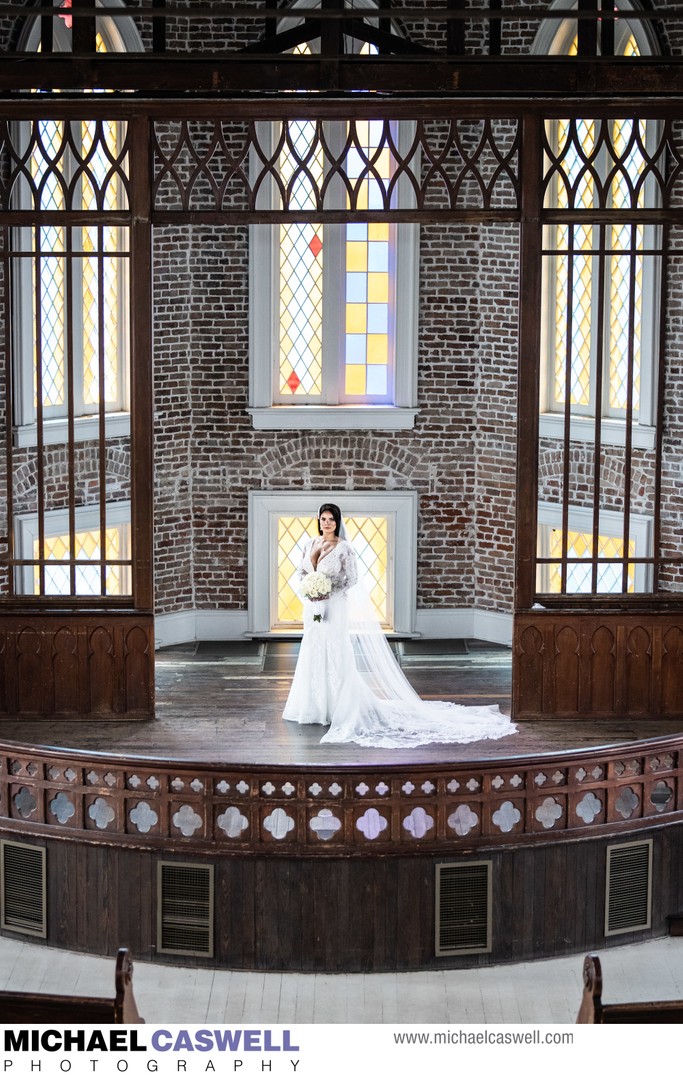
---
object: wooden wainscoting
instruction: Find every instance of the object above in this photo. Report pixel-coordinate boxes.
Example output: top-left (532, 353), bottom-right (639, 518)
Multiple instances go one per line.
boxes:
top-left (513, 610), bottom-right (683, 720)
top-left (0, 612), bottom-right (154, 718)
top-left (2, 825), bottom-right (682, 972)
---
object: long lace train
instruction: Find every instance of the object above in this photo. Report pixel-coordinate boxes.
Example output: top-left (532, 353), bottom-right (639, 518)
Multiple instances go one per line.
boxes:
top-left (283, 588), bottom-right (517, 749)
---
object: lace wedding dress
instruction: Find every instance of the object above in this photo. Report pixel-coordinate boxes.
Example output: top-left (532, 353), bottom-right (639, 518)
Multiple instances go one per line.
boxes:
top-left (283, 537), bottom-right (517, 749)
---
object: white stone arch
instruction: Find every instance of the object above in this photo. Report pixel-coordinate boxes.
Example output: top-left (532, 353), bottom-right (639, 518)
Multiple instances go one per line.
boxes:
top-left (531, 0), bottom-right (661, 57)
top-left (18, 0), bottom-right (144, 54)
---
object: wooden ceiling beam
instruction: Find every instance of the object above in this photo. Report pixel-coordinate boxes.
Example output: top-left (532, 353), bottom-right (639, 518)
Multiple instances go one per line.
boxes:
top-left (343, 18), bottom-right (435, 56)
top-left (2, 3), bottom-right (682, 22)
top-left (1, 95), bottom-right (681, 122)
top-left (238, 20), bottom-right (322, 56)
top-left (4, 55), bottom-right (683, 97)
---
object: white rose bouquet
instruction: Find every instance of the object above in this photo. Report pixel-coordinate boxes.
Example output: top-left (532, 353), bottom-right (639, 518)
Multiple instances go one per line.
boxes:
top-left (300, 571), bottom-right (332, 622)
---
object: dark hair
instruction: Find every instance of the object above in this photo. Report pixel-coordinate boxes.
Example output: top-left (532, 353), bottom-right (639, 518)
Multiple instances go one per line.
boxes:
top-left (317, 503), bottom-right (342, 537)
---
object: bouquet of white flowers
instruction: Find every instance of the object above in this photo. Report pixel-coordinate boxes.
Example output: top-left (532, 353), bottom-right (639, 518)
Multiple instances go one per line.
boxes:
top-left (300, 571), bottom-right (332, 602)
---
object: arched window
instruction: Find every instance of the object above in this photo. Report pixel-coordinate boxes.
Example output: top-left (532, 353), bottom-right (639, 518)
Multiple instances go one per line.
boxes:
top-left (12, 1), bottom-right (141, 446)
top-left (249, 5), bottom-right (419, 431)
top-left (535, 1), bottom-right (662, 450)
top-left (533, 1), bottom-right (664, 600)
top-left (9, 2), bottom-right (142, 598)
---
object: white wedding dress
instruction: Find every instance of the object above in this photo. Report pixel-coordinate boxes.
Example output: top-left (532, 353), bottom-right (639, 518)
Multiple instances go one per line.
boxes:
top-left (283, 537), bottom-right (517, 748)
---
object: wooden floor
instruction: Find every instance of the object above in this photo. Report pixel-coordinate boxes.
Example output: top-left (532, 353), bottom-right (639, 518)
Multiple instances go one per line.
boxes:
top-left (2, 932), bottom-right (683, 1023)
top-left (1, 639), bottom-right (682, 766)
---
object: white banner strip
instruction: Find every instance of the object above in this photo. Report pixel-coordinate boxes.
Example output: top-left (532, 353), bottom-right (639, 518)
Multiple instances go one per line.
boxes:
top-left (1, 1023), bottom-right (672, 1076)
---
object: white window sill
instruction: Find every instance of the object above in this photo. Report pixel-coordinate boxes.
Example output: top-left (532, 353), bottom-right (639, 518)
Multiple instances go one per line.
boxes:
top-left (248, 406), bottom-right (419, 431)
top-left (539, 412), bottom-right (656, 451)
top-left (14, 412), bottom-right (131, 449)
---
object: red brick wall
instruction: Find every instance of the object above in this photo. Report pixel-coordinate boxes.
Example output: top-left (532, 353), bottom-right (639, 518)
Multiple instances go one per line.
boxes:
top-left (150, 218), bottom-right (523, 617)
top-left (1, 0), bottom-right (681, 622)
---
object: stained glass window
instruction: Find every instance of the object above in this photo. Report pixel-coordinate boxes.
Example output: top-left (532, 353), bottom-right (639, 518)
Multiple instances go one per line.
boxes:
top-left (274, 36), bottom-right (398, 406)
top-left (34, 523), bottom-right (131, 597)
top-left (344, 119), bottom-right (394, 399)
top-left (18, 22), bottom-right (129, 426)
top-left (276, 118), bottom-right (398, 405)
top-left (276, 514), bottom-right (390, 627)
top-left (277, 515), bottom-right (320, 624)
top-left (26, 121), bottom-right (126, 420)
top-left (344, 515), bottom-right (389, 621)
top-left (544, 29), bottom-right (653, 423)
top-left (546, 528), bottom-right (635, 595)
top-left (278, 117), bottom-right (324, 398)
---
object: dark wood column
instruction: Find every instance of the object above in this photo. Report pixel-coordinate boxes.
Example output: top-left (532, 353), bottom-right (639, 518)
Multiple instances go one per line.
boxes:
top-left (129, 116), bottom-right (155, 619)
top-left (512, 112), bottom-right (683, 721)
top-left (0, 110), bottom-right (155, 720)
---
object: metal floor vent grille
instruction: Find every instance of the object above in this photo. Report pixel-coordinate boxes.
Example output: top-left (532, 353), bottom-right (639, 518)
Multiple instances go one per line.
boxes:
top-left (436, 860), bottom-right (492, 956)
top-left (605, 839), bottom-right (653, 936)
top-left (1, 840), bottom-right (46, 938)
top-left (157, 861), bottom-right (214, 957)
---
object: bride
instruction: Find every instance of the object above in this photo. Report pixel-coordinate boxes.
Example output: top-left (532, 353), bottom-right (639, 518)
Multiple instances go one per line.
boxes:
top-left (283, 503), bottom-right (517, 748)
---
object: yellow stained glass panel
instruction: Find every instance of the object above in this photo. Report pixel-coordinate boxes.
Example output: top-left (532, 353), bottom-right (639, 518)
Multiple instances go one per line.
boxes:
top-left (367, 336), bottom-right (388, 364)
top-left (623, 33), bottom-right (640, 58)
top-left (345, 365), bottom-right (366, 395)
top-left (368, 273), bottom-right (389, 303)
top-left (277, 514), bottom-right (390, 626)
top-left (369, 223), bottom-right (389, 241)
top-left (346, 304), bottom-right (367, 334)
top-left (547, 528), bottom-right (635, 594)
top-left (347, 243), bottom-right (368, 272)
top-left (277, 516), bottom-right (319, 624)
top-left (34, 525), bottom-right (126, 597)
top-left (344, 516), bottom-right (389, 623)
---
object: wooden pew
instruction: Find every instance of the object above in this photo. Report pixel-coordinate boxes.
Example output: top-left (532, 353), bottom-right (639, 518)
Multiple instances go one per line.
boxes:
top-left (0, 948), bottom-right (144, 1024)
top-left (577, 953), bottom-right (683, 1023)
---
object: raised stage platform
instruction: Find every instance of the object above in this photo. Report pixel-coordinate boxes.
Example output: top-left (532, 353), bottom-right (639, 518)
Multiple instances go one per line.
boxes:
top-left (1, 640), bottom-right (683, 972)
top-left (2, 638), bottom-right (680, 765)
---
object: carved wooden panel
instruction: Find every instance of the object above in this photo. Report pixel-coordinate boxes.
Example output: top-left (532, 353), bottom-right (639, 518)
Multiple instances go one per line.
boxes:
top-left (513, 612), bottom-right (683, 720)
top-left (662, 626), bottom-right (683, 716)
top-left (1, 735), bottom-right (682, 857)
top-left (0, 615), bottom-right (154, 719)
top-left (152, 117), bottom-right (521, 218)
top-left (0, 118), bottom-right (130, 213)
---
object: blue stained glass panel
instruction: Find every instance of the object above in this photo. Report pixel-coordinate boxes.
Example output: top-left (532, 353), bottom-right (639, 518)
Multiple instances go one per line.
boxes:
top-left (346, 335), bottom-right (367, 363)
top-left (368, 181), bottom-right (384, 209)
top-left (347, 223), bottom-right (368, 241)
top-left (368, 243), bottom-right (389, 272)
top-left (366, 365), bottom-right (387, 395)
top-left (346, 273), bottom-right (368, 302)
top-left (367, 304), bottom-right (388, 333)
top-left (346, 148), bottom-right (364, 179)
top-left (369, 120), bottom-right (385, 142)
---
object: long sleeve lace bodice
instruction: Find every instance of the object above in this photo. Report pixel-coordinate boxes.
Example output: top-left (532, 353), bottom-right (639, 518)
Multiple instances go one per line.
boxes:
top-left (299, 539), bottom-right (358, 595)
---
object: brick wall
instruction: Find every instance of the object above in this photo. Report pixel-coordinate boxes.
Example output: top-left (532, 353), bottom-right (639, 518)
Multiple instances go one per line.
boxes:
top-left (153, 225), bottom-right (195, 613)
top-left (2, 0), bottom-right (683, 625)
top-left (474, 223), bottom-right (519, 611)
top-left (148, 215), bottom-right (527, 618)
top-left (660, 223), bottom-right (683, 592)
